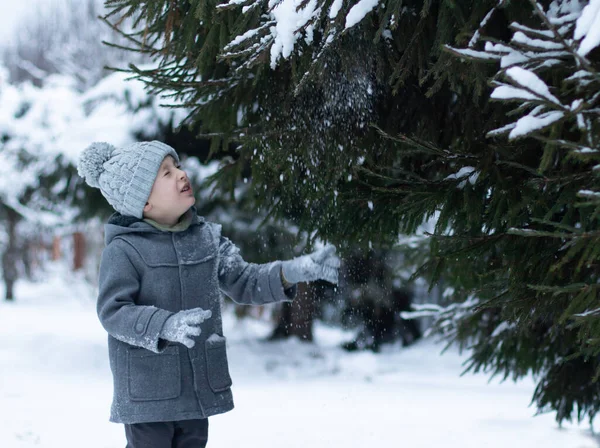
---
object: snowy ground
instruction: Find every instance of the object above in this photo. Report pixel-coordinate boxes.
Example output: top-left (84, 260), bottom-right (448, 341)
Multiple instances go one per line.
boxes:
top-left (0, 264), bottom-right (598, 448)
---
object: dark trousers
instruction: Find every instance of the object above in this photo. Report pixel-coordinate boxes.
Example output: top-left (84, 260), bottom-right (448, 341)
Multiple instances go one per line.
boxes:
top-left (125, 418), bottom-right (208, 448)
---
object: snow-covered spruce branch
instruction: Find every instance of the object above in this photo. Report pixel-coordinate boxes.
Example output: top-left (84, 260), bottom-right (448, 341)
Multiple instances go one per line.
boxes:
top-left (216, 0), bottom-right (387, 72)
top-left (507, 227), bottom-right (600, 238)
top-left (450, 0), bottom-right (600, 199)
top-left (451, 0), bottom-right (600, 144)
top-left (467, 0), bottom-right (509, 49)
top-left (444, 1), bottom-right (600, 336)
top-left (401, 296), bottom-right (479, 340)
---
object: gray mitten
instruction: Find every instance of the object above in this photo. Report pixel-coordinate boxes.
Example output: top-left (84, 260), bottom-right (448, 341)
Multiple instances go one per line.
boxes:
top-left (281, 244), bottom-right (341, 285)
top-left (160, 307), bottom-right (212, 349)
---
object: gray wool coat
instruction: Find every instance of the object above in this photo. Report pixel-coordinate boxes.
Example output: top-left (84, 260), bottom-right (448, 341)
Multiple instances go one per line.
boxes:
top-left (97, 208), bottom-right (296, 424)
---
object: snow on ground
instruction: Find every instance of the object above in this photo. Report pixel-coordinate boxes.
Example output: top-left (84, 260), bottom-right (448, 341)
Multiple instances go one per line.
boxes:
top-left (0, 263), bottom-right (598, 448)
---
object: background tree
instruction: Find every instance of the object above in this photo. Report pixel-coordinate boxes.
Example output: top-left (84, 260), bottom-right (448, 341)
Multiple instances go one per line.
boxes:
top-left (0, 0), bottom-right (191, 298)
top-left (0, 67), bottom-right (81, 299)
top-left (2, 0), bottom-right (149, 90)
top-left (415, 0), bottom-right (600, 425)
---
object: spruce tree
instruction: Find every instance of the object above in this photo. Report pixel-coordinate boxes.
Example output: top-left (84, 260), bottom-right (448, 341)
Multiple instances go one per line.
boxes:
top-left (101, 0), bottom-right (600, 423)
top-left (424, 0), bottom-right (600, 425)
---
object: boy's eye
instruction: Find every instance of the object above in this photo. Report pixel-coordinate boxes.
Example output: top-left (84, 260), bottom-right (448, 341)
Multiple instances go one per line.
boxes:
top-left (164, 171), bottom-right (170, 176)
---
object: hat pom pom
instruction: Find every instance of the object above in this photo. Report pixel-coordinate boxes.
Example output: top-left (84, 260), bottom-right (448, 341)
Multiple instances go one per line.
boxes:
top-left (77, 142), bottom-right (116, 188)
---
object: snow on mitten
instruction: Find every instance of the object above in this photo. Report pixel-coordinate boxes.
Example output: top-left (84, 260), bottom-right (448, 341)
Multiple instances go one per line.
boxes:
top-left (160, 307), bottom-right (212, 349)
top-left (281, 244), bottom-right (341, 285)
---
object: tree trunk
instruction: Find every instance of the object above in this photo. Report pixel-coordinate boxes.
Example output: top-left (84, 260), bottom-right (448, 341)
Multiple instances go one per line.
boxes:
top-left (269, 282), bottom-right (315, 342)
top-left (73, 232), bottom-right (85, 271)
top-left (2, 207), bottom-right (20, 301)
top-left (52, 236), bottom-right (61, 261)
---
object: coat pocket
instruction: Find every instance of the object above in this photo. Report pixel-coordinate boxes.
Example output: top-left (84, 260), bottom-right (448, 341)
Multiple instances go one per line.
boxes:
top-left (205, 336), bottom-right (233, 392)
top-left (127, 346), bottom-right (181, 401)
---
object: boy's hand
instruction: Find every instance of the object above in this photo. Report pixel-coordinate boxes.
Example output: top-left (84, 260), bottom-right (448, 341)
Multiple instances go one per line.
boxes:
top-left (281, 244), bottom-right (341, 285)
top-left (159, 308), bottom-right (212, 349)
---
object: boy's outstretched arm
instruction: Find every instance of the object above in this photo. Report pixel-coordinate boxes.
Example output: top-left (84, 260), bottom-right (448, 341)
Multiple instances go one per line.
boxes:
top-left (97, 242), bottom-right (175, 353)
top-left (218, 236), bottom-right (297, 306)
top-left (217, 238), bottom-right (340, 306)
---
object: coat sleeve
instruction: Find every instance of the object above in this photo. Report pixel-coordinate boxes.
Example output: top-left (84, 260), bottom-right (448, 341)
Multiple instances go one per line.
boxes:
top-left (97, 241), bottom-right (173, 353)
top-left (217, 236), bottom-right (296, 305)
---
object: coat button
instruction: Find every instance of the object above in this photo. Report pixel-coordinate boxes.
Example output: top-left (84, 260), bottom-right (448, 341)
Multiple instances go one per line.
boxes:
top-left (135, 323), bottom-right (144, 333)
top-left (182, 268), bottom-right (189, 277)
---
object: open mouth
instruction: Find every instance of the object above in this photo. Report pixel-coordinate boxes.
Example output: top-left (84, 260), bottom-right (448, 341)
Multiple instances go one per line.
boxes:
top-left (181, 182), bottom-right (192, 193)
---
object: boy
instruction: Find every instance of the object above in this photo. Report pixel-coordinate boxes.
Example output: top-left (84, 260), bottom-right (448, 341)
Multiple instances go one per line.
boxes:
top-left (77, 140), bottom-right (340, 448)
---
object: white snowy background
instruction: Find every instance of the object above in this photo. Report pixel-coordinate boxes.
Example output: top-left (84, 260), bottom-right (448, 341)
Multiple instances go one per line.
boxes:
top-left (0, 263), bottom-right (598, 448)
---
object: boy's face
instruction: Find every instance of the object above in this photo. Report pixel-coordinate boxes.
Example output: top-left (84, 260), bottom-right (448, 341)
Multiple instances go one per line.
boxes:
top-left (143, 156), bottom-right (195, 224)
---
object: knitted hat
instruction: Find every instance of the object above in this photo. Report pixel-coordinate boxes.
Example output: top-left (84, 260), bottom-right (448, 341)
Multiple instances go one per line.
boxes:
top-left (77, 140), bottom-right (180, 218)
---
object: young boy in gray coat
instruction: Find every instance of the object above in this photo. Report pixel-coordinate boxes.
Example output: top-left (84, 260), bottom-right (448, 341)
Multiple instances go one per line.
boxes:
top-left (77, 140), bottom-right (340, 448)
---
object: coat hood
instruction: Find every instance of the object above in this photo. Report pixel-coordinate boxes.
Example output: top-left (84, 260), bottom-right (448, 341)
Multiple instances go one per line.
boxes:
top-left (104, 206), bottom-right (205, 246)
